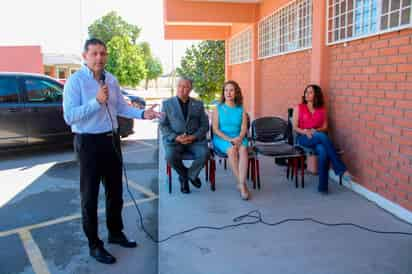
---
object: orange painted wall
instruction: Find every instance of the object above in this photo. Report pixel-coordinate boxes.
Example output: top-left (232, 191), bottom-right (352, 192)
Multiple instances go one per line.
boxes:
top-left (258, 50), bottom-right (312, 118)
top-left (231, 62), bottom-right (253, 112)
top-left (0, 46), bottom-right (43, 73)
top-left (328, 29), bottom-right (412, 211)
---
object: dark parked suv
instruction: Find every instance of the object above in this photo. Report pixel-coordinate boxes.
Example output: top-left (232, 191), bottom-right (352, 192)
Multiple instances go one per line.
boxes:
top-left (0, 72), bottom-right (134, 149)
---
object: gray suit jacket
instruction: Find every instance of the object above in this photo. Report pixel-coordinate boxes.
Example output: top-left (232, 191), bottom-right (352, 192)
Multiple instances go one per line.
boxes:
top-left (160, 96), bottom-right (209, 144)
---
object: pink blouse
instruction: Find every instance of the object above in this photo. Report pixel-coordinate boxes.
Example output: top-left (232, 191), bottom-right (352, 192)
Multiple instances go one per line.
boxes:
top-left (298, 103), bottom-right (326, 129)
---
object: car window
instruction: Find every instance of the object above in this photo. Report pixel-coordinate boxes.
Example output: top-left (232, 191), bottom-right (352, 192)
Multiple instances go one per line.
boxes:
top-left (24, 78), bottom-right (63, 103)
top-left (0, 76), bottom-right (19, 103)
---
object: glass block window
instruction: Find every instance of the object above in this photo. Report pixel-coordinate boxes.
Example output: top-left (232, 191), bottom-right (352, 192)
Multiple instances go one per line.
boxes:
top-left (259, 0), bottom-right (312, 58)
top-left (229, 29), bottom-right (252, 65)
top-left (327, 0), bottom-right (411, 44)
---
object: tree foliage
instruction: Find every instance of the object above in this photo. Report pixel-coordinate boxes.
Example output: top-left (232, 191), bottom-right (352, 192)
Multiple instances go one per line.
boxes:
top-left (177, 41), bottom-right (225, 104)
top-left (106, 36), bottom-right (146, 87)
top-left (140, 42), bottom-right (163, 89)
top-left (88, 11), bottom-right (141, 45)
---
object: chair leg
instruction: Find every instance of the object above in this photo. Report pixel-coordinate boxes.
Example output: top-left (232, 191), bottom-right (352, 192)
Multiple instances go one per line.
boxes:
top-left (205, 159), bottom-right (209, 182)
top-left (224, 159), bottom-right (227, 170)
top-left (291, 159), bottom-right (295, 181)
top-left (301, 156), bottom-right (305, 188)
top-left (339, 174), bottom-right (343, 185)
top-left (247, 159), bottom-right (251, 180)
top-left (286, 159), bottom-right (290, 180)
top-left (167, 163), bottom-right (172, 194)
top-left (210, 159), bottom-right (216, 191)
top-left (294, 158), bottom-right (298, 188)
top-left (251, 159), bottom-right (256, 189)
top-left (256, 158), bottom-right (261, 190)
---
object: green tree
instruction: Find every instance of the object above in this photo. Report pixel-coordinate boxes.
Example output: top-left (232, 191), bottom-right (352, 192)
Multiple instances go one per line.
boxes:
top-left (177, 41), bottom-right (225, 104)
top-left (106, 36), bottom-right (146, 87)
top-left (88, 11), bottom-right (141, 45)
top-left (145, 57), bottom-right (163, 89)
top-left (140, 42), bottom-right (163, 89)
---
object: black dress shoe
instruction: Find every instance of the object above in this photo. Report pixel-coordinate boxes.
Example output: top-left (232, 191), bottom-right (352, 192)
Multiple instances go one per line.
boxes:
top-left (90, 246), bottom-right (116, 264)
top-left (108, 232), bottom-right (137, 248)
top-left (179, 176), bottom-right (190, 194)
top-left (189, 177), bottom-right (202, 188)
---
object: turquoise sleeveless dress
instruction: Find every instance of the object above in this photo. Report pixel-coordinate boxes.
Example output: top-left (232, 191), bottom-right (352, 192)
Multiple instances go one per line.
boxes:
top-left (212, 103), bottom-right (248, 154)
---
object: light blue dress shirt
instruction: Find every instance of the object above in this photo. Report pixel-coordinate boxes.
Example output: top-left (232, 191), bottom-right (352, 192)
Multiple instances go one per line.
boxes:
top-left (63, 65), bottom-right (144, 134)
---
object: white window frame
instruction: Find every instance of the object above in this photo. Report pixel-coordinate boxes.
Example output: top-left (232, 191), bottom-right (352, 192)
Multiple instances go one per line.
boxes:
top-left (229, 28), bottom-right (252, 65)
top-left (258, 0), bottom-right (312, 60)
top-left (327, 0), bottom-right (412, 45)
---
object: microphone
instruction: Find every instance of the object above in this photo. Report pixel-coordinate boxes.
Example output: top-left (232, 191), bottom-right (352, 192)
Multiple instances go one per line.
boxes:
top-left (100, 72), bottom-right (107, 106)
top-left (100, 72), bottom-right (106, 85)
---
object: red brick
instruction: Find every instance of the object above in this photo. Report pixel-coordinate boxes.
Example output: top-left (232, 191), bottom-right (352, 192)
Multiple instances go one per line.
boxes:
top-left (379, 47), bottom-right (398, 56)
top-left (360, 112), bottom-right (376, 121)
top-left (348, 82), bottom-right (362, 89)
top-left (400, 144), bottom-right (412, 156)
top-left (402, 128), bottom-right (412, 138)
top-left (369, 73), bottom-right (386, 81)
top-left (387, 55), bottom-right (408, 64)
top-left (367, 105), bottom-right (384, 114)
top-left (355, 74), bottom-right (369, 81)
top-left (376, 114), bottom-right (393, 124)
top-left (405, 111), bottom-right (412, 119)
top-left (377, 82), bottom-right (396, 90)
top-left (396, 100), bottom-right (412, 109)
top-left (356, 58), bottom-right (370, 66)
top-left (391, 170), bottom-right (409, 183)
top-left (362, 97), bottom-right (377, 105)
top-left (371, 56), bottom-right (387, 65)
top-left (346, 97), bottom-right (360, 104)
top-left (389, 36), bottom-right (410, 46)
top-left (367, 121), bottom-right (384, 130)
top-left (376, 99), bottom-right (395, 107)
top-left (397, 82), bottom-right (412, 91)
top-left (385, 91), bottom-right (405, 99)
top-left (406, 93), bottom-right (412, 100)
top-left (398, 64), bottom-right (412, 72)
top-left (394, 118), bottom-right (412, 128)
top-left (392, 136), bottom-right (412, 146)
top-left (364, 49), bottom-right (379, 57)
top-left (386, 73), bottom-right (406, 81)
top-left (362, 82), bottom-right (378, 89)
top-left (368, 90), bottom-right (385, 98)
top-left (353, 104), bottom-right (367, 112)
top-left (352, 89), bottom-right (368, 96)
top-left (384, 107), bottom-right (403, 117)
top-left (372, 40), bottom-right (389, 48)
top-left (384, 125), bottom-right (402, 136)
top-left (399, 45), bottom-right (412, 54)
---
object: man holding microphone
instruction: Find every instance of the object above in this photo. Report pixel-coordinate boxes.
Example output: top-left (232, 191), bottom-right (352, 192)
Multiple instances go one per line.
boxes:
top-left (63, 38), bottom-right (160, 264)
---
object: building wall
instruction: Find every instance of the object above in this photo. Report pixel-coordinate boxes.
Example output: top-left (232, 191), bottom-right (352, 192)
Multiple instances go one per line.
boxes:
top-left (231, 62), bottom-right (253, 112)
top-left (0, 46), bottom-right (43, 73)
top-left (258, 50), bottom-right (312, 118)
top-left (328, 29), bottom-right (412, 211)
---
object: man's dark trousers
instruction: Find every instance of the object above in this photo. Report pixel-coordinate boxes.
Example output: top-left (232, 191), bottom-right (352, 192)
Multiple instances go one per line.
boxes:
top-left (75, 132), bottom-right (123, 249)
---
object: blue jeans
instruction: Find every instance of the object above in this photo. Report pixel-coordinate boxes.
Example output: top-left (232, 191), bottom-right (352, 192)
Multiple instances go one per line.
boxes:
top-left (297, 132), bottom-right (346, 192)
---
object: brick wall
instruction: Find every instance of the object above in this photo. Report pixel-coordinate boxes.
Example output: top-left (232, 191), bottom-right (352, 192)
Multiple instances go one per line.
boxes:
top-left (231, 62), bottom-right (253, 112)
top-left (258, 50), bottom-right (312, 118)
top-left (328, 29), bottom-right (412, 211)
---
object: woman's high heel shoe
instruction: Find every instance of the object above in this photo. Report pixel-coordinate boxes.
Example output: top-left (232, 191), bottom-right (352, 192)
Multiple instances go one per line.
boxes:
top-left (238, 183), bottom-right (250, 200)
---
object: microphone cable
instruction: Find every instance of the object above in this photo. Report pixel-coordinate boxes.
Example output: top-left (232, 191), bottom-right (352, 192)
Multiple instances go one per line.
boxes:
top-left (104, 106), bottom-right (412, 244)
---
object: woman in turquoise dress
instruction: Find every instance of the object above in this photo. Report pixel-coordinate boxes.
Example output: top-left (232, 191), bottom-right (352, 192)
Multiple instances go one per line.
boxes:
top-left (212, 80), bottom-right (250, 200)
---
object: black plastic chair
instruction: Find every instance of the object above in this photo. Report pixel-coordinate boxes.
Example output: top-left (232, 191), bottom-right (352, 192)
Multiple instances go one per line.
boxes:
top-left (251, 116), bottom-right (305, 188)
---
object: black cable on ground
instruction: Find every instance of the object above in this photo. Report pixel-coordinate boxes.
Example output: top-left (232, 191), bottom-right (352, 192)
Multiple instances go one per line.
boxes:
top-left (106, 107), bottom-right (412, 245)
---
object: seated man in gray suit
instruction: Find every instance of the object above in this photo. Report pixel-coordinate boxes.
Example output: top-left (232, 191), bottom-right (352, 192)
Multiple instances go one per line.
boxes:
top-left (160, 77), bottom-right (209, 193)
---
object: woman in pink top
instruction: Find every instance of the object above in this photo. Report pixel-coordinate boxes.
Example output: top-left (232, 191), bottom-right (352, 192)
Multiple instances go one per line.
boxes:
top-left (292, 84), bottom-right (347, 194)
